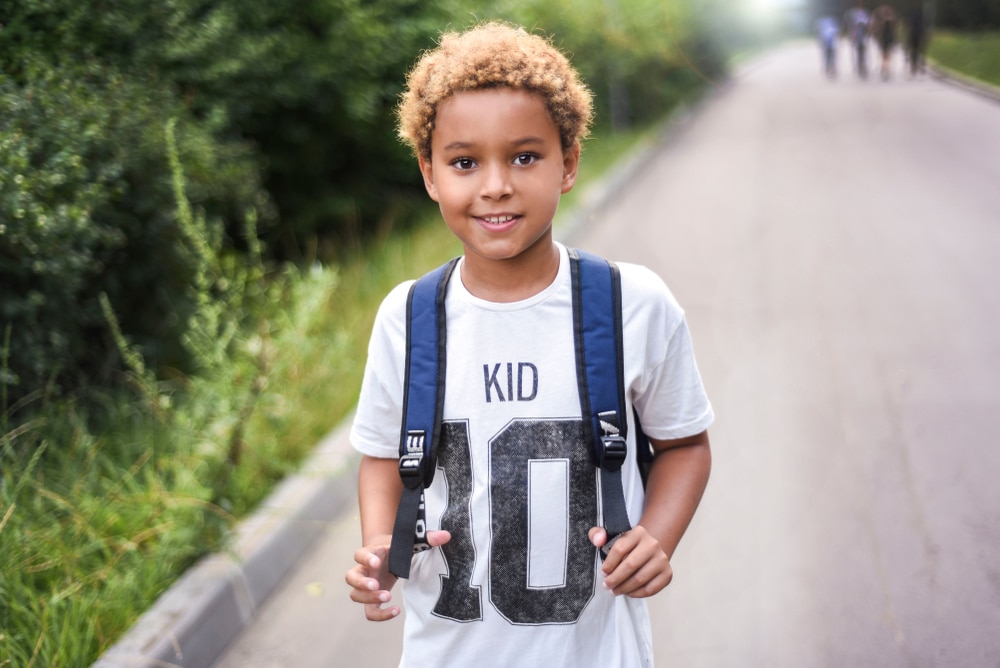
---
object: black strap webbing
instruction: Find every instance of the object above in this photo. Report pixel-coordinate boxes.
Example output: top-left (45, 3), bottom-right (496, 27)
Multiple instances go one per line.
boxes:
top-left (569, 248), bottom-right (634, 558)
top-left (388, 258), bottom-right (458, 578)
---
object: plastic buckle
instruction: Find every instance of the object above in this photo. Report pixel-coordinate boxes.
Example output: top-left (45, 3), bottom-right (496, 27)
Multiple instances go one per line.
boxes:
top-left (399, 430), bottom-right (426, 487)
top-left (599, 434), bottom-right (627, 471)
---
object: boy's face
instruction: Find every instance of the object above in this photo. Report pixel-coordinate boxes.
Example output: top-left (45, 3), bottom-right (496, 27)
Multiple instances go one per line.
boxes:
top-left (418, 88), bottom-right (579, 266)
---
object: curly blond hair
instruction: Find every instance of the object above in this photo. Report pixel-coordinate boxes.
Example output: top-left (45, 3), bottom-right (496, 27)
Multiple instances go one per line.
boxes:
top-left (397, 21), bottom-right (593, 160)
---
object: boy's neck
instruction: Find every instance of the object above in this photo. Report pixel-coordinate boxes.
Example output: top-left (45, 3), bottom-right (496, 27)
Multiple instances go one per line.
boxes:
top-left (459, 240), bottom-right (560, 303)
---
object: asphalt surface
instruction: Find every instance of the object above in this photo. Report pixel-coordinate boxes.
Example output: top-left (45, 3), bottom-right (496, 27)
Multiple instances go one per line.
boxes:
top-left (99, 40), bottom-right (1000, 667)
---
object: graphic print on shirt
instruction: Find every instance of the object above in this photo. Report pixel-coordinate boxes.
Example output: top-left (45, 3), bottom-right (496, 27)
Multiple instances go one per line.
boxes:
top-left (483, 362), bottom-right (539, 402)
top-left (432, 421), bottom-right (482, 622)
top-left (431, 418), bottom-right (598, 625)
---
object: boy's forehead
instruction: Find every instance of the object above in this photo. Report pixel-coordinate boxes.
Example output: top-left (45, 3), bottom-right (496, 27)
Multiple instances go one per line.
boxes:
top-left (432, 88), bottom-right (558, 143)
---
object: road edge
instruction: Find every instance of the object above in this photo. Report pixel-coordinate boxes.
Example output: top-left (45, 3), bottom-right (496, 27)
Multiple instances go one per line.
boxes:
top-left (928, 61), bottom-right (1000, 105)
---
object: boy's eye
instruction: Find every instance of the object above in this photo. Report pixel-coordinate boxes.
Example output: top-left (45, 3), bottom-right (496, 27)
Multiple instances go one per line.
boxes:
top-left (514, 153), bottom-right (537, 166)
top-left (451, 157), bottom-right (476, 171)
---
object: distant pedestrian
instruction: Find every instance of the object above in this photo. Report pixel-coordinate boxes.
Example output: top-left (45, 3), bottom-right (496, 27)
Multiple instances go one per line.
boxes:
top-left (907, 6), bottom-right (928, 76)
top-left (844, 3), bottom-right (871, 79)
top-left (816, 15), bottom-right (840, 78)
top-left (872, 5), bottom-right (898, 80)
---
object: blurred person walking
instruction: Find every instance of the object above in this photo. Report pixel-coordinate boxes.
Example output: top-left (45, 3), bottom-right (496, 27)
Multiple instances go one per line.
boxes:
top-left (872, 4), bottom-right (899, 80)
top-left (906, 5), bottom-right (928, 76)
top-left (816, 15), bottom-right (841, 78)
top-left (844, 3), bottom-right (871, 79)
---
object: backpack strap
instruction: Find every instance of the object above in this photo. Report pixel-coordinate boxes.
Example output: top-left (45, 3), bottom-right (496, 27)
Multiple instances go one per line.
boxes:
top-left (568, 248), bottom-right (634, 559)
top-left (633, 407), bottom-right (653, 490)
top-left (388, 258), bottom-right (459, 579)
top-left (389, 250), bottom-right (651, 576)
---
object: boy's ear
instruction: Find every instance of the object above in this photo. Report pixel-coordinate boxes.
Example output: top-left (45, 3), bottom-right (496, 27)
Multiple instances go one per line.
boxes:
top-left (560, 142), bottom-right (581, 194)
top-left (418, 155), bottom-right (440, 202)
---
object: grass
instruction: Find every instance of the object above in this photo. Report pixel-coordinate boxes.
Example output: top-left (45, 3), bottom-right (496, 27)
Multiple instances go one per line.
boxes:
top-left (929, 30), bottom-right (1000, 89)
top-left (0, 118), bottom-right (665, 666)
top-left (0, 226), bottom-right (463, 666)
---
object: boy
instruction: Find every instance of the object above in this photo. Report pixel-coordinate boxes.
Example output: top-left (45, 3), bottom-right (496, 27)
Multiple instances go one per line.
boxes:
top-left (345, 22), bottom-right (713, 667)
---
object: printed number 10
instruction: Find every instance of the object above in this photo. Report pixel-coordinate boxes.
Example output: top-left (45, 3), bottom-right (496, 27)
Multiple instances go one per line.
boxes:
top-left (430, 419), bottom-right (599, 625)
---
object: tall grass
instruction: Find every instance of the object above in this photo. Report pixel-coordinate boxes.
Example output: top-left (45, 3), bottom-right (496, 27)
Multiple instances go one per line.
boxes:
top-left (0, 120), bottom-right (660, 666)
top-left (929, 31), bottom-right (1000, 89)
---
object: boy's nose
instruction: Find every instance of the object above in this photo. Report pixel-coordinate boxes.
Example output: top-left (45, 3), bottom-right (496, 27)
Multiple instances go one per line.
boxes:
top-left (480, 163), bottom-right (513, 200)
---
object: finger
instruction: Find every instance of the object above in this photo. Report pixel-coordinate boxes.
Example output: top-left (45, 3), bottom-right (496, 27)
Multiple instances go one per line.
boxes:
top-left (345, 554), bottom-right (399, 607)
top-left (349, 586), bottom-right (387, 605)
top-left (426, 529), bottom-right (452, 547)
top-left (599, 530), bottom-right (640, 575)
top-left (604, 546), bottom-right (670, 594)
top-left (353, 546), bottom-right (382, 570)
top-left (618, 564), bottom-right (673, 598)
top-left (349, 580), bottom-right (391, 605)
top-left (344, 568), bottom-right (368, 590)
top-left (602, 533), bottom-right (666, 585)
top-left (365, 600), bottom-right (401, 622)
top-left (588, 526), bottom-right (607, 548)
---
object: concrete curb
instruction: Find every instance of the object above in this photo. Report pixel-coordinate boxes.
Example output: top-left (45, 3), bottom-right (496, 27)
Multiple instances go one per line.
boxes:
top-left (92, 420), bottom-right (358, 668)
top-left (928, 62), bottom-right (1000, 105)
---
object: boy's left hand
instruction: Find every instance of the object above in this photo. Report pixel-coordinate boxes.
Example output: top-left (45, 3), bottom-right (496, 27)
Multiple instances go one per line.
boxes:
top-left (588, 526), bottom-right (673, 598)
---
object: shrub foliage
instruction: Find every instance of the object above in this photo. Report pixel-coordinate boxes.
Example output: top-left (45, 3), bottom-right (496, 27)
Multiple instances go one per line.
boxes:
top-left (0, 58), bottom-right (261, 405)
top-left (1, 0), bottom-right (723, 408)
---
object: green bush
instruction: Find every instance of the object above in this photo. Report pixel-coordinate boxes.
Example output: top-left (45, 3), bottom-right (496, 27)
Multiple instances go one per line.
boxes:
top-left (930, 31), bottom-right (1000, 88)
top-left (936, 0), bottom-right (1000, 30)
top-left (494, 0), bottom-right (726, 130)
top-left (1, 0), bottom-right (472, 259)
top-left (0, 59), bottom-right (261, 407)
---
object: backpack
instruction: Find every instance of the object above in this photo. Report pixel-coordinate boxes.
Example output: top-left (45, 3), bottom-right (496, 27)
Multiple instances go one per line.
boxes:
top-left (387, 248), bottom-right (653, 579)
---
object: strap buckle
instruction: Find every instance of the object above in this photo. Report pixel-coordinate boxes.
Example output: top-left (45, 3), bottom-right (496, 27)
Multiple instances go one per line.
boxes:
top-left (596, 411), bottom-right (627, 471)
top-left (598, 434), bottom-right (627, 471)
top-left (399, 430), bottom-right (427, 488)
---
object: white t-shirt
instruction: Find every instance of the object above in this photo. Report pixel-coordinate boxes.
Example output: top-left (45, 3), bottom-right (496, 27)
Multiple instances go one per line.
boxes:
top-left (351, 243), bottom-right (714, 668)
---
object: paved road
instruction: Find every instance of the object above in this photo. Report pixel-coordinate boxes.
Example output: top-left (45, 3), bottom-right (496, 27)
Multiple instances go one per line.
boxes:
top-left (213, 42), bottom-right (1000, 667)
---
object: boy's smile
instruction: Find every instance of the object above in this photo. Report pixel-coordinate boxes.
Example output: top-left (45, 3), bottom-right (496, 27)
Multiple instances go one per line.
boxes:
top-left (418, 88), bottom-right (579, 299)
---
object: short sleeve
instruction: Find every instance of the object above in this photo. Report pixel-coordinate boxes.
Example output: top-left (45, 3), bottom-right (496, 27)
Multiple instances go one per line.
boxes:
top-left (619, 263), bottom-right (714, 441)
top-left (349, 281), bottom-right (412, 459)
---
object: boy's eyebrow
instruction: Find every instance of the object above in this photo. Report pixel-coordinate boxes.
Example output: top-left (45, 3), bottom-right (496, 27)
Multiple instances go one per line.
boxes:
top-left (511, 136), bottom-right (547, 148)
top-left (441, 141), bottom-right (474, 152)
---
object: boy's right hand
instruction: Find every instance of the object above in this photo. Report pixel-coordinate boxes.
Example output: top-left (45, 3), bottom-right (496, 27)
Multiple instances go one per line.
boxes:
top-left (346, 535), bottom-right (398, 621)
top-left (345, 530), bottom-right (451, 621)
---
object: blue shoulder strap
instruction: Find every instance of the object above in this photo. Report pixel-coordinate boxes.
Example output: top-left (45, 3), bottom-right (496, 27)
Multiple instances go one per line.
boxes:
top-left (388, 258), bottom-right (458, 579)
top-left (568, 248), bottom-right (634, 558)
top-left (389, 249), bottom-right (649, 577)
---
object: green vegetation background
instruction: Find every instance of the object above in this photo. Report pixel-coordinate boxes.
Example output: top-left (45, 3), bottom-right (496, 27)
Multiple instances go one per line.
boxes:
top-left (2, 0), bottom-right (997, 662)
top-left (929, 31), bottom-right (1000, 88)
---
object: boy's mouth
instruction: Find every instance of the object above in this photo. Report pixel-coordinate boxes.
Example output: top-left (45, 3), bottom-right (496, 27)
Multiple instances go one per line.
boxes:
top-left (479, 214), bottom-right (519, 226)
